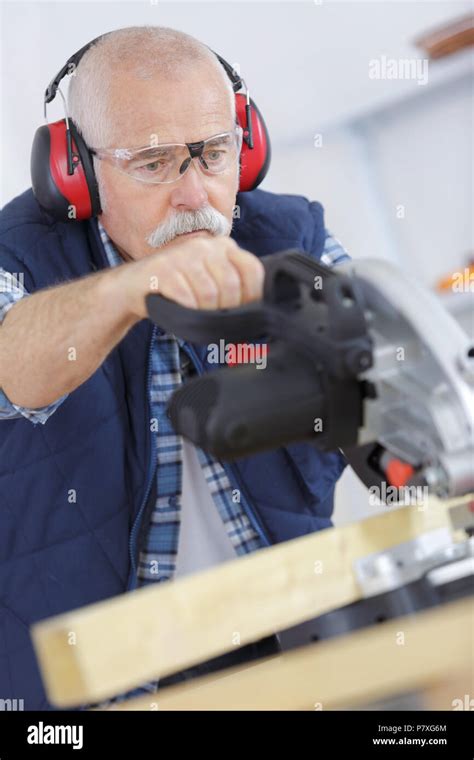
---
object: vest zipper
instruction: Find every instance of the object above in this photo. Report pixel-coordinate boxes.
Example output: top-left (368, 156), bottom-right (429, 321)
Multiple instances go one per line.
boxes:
top-left (127, 325), bottom-right (158, 591)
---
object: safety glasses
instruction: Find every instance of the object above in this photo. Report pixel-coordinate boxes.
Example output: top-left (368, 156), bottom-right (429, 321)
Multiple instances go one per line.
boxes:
top-left (90, 126), bottom-right (243, 184)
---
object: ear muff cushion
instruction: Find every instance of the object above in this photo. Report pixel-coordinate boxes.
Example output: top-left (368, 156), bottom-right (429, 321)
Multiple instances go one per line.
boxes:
top-left (31, 119), bottom-right (100, 220)
top-left (68, 120), bottom-right (101, 217)
top-left (236, 93), bottom-right (271, 192)
top-left (31, 124), bottom-right (72, 219)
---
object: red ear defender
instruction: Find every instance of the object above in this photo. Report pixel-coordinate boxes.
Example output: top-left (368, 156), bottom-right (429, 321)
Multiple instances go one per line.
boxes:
top-left (235, 93), bottom-right (271, 193)
top-left (31, 119), bottom-right (100, 221)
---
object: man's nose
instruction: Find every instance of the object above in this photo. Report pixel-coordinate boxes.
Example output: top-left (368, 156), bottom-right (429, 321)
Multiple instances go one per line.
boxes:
top-left (169, 159), bottom-right (209, 211)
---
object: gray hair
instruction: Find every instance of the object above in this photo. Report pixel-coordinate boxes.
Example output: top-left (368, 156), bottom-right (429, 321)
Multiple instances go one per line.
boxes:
top-left (67, 26), bottom-right (236, 150)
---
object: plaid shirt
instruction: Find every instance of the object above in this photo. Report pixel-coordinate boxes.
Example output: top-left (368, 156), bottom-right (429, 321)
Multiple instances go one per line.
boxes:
top-left (0, 222), bottom-right (349, 703)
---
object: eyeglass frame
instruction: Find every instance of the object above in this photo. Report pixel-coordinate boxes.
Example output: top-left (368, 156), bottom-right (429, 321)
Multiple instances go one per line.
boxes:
top-left (89, 125), bottom-right (244, 185)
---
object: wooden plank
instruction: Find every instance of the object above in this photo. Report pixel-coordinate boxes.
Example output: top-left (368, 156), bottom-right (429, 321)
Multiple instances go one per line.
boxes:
top-left (108, 598), bottom-right (474, 711)
top-left (415, 14), bottom-right (474, 60)
top-left (422, 674), bottom-right (474, 711)
top-left (31, 494), bottom-right (469, 706)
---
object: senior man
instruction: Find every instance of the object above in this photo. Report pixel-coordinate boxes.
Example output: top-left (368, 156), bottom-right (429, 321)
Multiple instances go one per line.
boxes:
top-left (0, 26), bottom-right (349, 709)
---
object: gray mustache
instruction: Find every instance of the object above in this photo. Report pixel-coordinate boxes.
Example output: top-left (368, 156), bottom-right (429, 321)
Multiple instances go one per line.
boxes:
top-left (146, 207), bottom-right (231, 248)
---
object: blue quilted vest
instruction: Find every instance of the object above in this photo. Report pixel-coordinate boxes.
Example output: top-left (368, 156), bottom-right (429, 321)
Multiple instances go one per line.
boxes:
top-left (0, 188), bottom-right (346, 709)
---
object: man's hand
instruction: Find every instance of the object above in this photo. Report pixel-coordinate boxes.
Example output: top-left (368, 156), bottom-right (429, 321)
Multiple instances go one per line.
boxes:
top-left (115, 236), bottom-right (265, 319)
top-left (0, 236), bottom-right (265, 409)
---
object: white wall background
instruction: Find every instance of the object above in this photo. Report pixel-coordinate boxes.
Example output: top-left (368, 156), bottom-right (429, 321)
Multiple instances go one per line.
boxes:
top-left (1, 0), bottom-right (472, 525)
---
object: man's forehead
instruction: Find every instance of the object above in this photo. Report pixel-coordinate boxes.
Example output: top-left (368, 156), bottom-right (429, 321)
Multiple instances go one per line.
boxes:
top-left (107, 70), bottom-right (234, 148)
top-left (115, 115), bottom-right (234, 149)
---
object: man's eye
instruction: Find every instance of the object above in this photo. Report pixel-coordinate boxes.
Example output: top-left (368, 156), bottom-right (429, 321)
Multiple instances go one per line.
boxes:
top-left (143, 160), bottom-right (166, 171)
top-left (204, 150), bottom-right (226, 161)
top-left (132, 158), bottom-right (168, 173)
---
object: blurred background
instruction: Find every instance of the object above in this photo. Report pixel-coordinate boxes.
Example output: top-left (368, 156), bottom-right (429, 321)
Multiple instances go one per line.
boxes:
top-left (1, 0), bottom-right (472, 525)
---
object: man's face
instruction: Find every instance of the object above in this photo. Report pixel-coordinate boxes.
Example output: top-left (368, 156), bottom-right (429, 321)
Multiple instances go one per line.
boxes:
top-left (97, 63), bottom-right (239, 261)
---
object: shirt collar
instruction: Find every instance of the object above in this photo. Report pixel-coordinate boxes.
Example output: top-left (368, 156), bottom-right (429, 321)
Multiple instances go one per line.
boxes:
top-left (97, 220), bottom-right (124, 269)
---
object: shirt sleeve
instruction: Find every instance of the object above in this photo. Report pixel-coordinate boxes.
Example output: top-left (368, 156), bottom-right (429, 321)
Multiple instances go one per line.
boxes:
top-left (320, 230), bottom-right (351, 267)
top-left (0, 268), bottom-right (68, 424)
